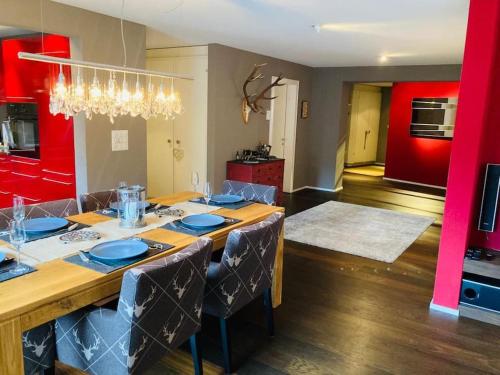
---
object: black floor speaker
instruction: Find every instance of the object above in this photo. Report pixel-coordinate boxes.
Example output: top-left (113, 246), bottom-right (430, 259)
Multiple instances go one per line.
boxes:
top-left (478, 163), bottom-right (500, 232)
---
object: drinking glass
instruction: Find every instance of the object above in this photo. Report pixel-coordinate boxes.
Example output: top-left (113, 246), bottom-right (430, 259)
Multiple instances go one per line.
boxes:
top-left (13, 195), bottom-right (25, 222)
top-left (203, 182), bottom-right (212, 207)
top-left (191, 171), bottom-right (200, 193)
top-left (9, 220), bottom-right (28, 274)
top-left (118, 181), bottom-right (127, 189)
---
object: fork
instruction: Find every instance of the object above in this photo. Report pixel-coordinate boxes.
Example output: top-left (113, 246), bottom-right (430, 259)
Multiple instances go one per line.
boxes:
top-left (78, 251), bottom-right (109, 267)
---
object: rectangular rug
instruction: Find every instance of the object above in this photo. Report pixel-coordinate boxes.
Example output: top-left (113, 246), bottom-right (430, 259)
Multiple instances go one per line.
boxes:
top-left (284, 201), bottom-right (434, 263)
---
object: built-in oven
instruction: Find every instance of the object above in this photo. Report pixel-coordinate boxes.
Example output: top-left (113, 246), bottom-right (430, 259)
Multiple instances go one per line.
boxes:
top-left (1, 103), bottom-right (40, 159)
top-left (410, 97), bottom-right (457, 140)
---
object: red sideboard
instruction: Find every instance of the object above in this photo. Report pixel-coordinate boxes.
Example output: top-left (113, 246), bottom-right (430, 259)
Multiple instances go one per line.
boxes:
top-left (226, 159), bottom-right (285, 204)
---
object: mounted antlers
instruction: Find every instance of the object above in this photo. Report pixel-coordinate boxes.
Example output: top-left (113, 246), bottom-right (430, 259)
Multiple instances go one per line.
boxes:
top-left (242, 63), bottom-right (284, 124)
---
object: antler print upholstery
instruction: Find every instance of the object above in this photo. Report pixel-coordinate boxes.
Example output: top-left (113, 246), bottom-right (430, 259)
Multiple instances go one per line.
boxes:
top-left (55, 238), bottom-right (213, 374)
top-left (13, 198), bottom-right (79, 374)
top-left (222, 180), bottom-right (278, 206)
top-left (203, 212), bottom-right (284, 319)
top-left (80, 190), bottom-right (118, 212)
top-left (0, 198), bottom-right (79, 229)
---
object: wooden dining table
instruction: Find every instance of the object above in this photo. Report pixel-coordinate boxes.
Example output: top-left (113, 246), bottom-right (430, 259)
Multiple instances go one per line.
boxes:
top-left (0, 191), bottom-right (285, 374)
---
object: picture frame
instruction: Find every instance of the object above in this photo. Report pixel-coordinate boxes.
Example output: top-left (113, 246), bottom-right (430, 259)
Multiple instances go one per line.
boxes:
top-left (301, 100), bottom-right (309, 119)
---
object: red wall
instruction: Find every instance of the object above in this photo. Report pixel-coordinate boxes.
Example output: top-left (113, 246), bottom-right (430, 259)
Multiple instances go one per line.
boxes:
top-left (385, 82), bottom-right (460, 188)
top-left (433, 0), bottom-right (500, 309)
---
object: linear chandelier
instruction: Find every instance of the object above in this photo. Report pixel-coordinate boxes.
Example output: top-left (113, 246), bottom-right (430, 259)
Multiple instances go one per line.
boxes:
top-left (18, 52), bottom-right (193, 123)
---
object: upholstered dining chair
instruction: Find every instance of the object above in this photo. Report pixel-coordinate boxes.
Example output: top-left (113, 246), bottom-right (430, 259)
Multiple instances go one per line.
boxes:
top-left (55, 238), bottom-right (213, 375)
top-left (203, 212), bottom-right (285, 374)
top-left (221, 180), bottom-right (278, 205)
top-left (79, 190), bottom-right (117, 212)
top-left (0, 198), bottom-right (79, 229)
top-left (6, 198), bottom-right (78, 374)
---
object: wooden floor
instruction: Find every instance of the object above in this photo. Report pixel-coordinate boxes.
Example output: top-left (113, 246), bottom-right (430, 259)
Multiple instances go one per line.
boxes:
top-left (58, 175), bottom-right (500, 374)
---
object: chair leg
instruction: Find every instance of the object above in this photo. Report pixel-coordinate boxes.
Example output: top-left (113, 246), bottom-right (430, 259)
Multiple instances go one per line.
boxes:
top-left (190, 333), bottom-right (203, 375)
top-left (263, 288), bottom-right (275, 337)
top-left (219, 317), bottom-right (232, 374)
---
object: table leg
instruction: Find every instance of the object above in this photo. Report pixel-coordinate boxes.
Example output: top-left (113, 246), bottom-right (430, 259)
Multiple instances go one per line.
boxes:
top-left (0, 318), bottom-right (24, 374)
top-left (272, 227), bottom-right (284, 308)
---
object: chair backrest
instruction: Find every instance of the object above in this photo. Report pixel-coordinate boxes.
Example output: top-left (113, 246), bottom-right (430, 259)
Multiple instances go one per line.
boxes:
top-left (222, 180), bottom-right (278, 205)
top-left (117, 237), bottom-right (213, 374)
top-left (80, 190), bottom-right (117, 212)
top-left (204, 212), bottom-right (284, 318)
top-left (0, 198), bottom-right (79, 229)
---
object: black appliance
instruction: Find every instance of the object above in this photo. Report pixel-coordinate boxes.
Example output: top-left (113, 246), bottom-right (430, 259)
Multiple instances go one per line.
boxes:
top-left (2, 103), bottom-right (40, 159)
top-left (461, 274), bottom-right (500, 313)
top-left (478, 164), bottom-right (500, 232)
top-left (410, 97), bottom-right (457, 139)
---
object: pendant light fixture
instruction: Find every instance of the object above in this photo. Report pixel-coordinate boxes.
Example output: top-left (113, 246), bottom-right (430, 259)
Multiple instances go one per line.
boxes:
top-left (19, 0), bottom-right (192, 123)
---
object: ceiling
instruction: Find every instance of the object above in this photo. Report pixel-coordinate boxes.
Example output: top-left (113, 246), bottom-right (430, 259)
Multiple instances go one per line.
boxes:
top-left (52, 0), bottom-right (469, 67)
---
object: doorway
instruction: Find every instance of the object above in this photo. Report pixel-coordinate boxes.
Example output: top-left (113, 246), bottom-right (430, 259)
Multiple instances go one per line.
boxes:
top-left (344, 83), bottom-right (392, 177)
top-left (269, 77), bottom-right (299, 193)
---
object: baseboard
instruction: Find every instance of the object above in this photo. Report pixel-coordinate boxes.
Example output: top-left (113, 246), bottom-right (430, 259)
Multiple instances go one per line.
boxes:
top-left (383, 177), bottom-right (447, 190)
top-left (374, 162), bottom-right (385, 166)
top-left (345, 161), bottom-right (376, 167)
top-left (290, 186), bottom-right (343, 193)
top-left (429, 299), bottom-right (460, 317)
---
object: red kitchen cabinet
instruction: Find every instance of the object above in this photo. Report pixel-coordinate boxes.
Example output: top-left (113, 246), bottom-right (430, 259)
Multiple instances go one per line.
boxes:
top-left (226, 159), bottom-right (285, 204)
top-left (0, 34), bottom-right (75, 208)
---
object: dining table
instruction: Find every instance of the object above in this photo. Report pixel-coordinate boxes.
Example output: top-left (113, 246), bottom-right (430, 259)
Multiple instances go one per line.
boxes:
top-left (0, 191), bottom-right (285, 375)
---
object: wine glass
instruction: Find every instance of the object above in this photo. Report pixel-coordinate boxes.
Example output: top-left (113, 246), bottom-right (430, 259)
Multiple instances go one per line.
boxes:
top-left (203, 182), bottom-right (212, 207)
top-left (9, 220), bottom-right (28, 274)
top-left (13, 195), bottom-right (25, 222)
top-left (191, 171), bottom-right (200, 193)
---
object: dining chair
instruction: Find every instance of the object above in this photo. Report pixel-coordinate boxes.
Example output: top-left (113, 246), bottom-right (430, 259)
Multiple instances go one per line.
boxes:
top-left (221, 180), bottom-right (278, 205)
top-left (55, 238), bottom-right (213, 375)
top-left (80, 190), bottom-right (117, 212)
top-left (0, 198), bottom-right (79, 229)
top-left (22, 323), bottom-right (56, 375)
top-left (202, 212), bottom-right (284, 373)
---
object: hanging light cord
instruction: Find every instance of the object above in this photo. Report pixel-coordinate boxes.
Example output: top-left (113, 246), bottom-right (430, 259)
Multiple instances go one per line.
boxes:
top-left (121, 0), bottom-right (127, 67)
top-left (40, 0), bottom-right (45, 53)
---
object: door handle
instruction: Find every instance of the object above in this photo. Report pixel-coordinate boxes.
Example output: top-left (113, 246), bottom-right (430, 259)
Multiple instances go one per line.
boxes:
top-left (167, 139), bottom-right (172, 144)
top-left (176, 140), bottom-right (181, 145)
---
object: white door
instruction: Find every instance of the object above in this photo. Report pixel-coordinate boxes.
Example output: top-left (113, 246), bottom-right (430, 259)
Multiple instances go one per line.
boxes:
top-left (269, 78), bottom-right (299, 193)
top-left (146, 47), bottom-right (208, 196)
top-left (346, 84), bottom-right (382, 165)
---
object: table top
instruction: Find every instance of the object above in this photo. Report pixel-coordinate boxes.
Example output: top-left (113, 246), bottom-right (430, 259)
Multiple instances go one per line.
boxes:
top-left (0, 191), bottom-right (283, 324)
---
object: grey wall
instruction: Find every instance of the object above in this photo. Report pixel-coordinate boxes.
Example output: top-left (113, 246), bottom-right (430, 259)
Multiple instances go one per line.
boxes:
top-left (0, 0), bottom-right (147, 193)
top-left (376, 87), bottom-right (392, 164)
top-left (310, 65), bottom-right (462, 189)
top-left (207, 44), bottom-right (313, 190)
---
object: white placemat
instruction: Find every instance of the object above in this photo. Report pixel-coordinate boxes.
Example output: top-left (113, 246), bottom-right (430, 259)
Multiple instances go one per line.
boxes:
top-left (0, 201), bottom-right (219, 266)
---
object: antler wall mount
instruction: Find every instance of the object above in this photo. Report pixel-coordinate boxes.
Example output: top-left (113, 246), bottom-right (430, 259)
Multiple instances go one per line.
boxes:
top-left (242, 63), bottom-right (284, 124)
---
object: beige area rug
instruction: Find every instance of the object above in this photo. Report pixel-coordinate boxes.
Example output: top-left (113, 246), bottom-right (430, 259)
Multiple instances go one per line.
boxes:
top-left (284, 201), bottom-right (434, 263)
top-left (344, 165), bottom-right (385, 177)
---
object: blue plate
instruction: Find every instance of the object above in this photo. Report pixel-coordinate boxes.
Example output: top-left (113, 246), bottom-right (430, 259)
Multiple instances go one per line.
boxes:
top-left (89, 239), bottom-right (149, 261)
top-left (210, 194), bottom-right (243, 204)
top-left (24, 217), bottom-right (69, 233)
top-left (181, 214), bottom-right (225, 229)
top-left (0, 252), bottom-right (5, 263)
top-left (109, 201), bottom-right (151, 211)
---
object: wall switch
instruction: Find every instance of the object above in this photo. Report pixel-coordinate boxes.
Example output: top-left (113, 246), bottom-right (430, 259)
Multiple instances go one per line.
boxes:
top-left (266, 110), bottom-right (271, 121)
top-left (112, 130), bottom-right (128, 151)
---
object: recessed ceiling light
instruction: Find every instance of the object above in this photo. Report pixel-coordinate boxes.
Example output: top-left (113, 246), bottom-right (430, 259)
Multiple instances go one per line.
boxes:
top-left (379, 55), bottom-right (388, 63)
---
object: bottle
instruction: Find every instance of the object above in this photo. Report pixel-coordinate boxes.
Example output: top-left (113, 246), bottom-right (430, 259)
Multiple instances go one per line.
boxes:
top-left (235, 151), bottom-right (241, 160)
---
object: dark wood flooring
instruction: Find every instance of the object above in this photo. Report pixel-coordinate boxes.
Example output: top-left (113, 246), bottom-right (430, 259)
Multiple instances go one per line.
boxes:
top-left (59, 175), bottom-right (500, 375)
